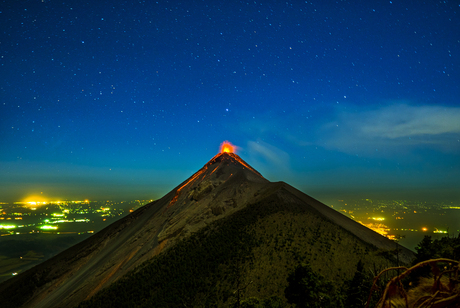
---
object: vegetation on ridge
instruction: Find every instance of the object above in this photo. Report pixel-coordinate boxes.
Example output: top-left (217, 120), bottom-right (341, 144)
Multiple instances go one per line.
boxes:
top-left (368, 235), bottom-right (460, 308)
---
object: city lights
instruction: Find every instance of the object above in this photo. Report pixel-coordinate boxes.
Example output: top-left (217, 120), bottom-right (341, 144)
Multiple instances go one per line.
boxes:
top-left (0, 199), bottom-right (151, 239)
top-left (40, 225), bottom-right (58, 230)
top-left (0, 224), bottom-right (16, 229)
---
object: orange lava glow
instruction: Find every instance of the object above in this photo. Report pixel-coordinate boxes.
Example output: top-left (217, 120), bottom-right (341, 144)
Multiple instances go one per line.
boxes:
top-left (220, 141), bottom-right (236, 154)
top-left (168, 167), bottom-right (206, 208)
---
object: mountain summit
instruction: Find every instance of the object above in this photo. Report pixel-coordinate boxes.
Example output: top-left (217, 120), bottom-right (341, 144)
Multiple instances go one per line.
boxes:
top-left (0, 150), bottom-right (415, 308)
top-left (168, 151), bottom-right (267, 210)
top-left (155, 151), bottom-right (270, 245)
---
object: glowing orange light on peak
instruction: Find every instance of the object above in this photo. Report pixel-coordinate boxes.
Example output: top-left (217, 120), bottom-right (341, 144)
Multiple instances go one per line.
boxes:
top-left (220, 141), bottom-right (236, 154)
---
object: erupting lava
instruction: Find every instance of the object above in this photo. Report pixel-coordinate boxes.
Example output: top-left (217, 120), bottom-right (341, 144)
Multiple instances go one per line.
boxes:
top-left (220, 141), bottom-right (236, 154)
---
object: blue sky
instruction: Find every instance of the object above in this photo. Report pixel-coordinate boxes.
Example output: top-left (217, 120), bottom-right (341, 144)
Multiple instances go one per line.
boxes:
top-left (1, 1), bottom-right (459, 203)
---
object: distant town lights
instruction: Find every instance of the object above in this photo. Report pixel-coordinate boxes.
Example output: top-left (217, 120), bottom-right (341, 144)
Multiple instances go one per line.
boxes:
top-left (40, 225), bottom-right (58, 230)
top-left (0, 224), bottom-right (16, 229)
top-left (27, 201), bottom-right (48, 206)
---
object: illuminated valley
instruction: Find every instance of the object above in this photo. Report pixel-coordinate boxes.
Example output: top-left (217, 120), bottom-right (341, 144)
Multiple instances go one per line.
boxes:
top-left (332, 199), bottom-right (460, 251)
top-left (0, 200), bottom-right (151, 235)
top-left (0, 199), bottom-right (151, 282)
top-left (1, 196), bottom-right (458, 284)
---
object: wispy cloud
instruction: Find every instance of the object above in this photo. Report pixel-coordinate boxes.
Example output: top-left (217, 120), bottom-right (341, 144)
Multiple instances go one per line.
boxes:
top-left (245, 140), bottom-right (293, 180)
top-left (236, 110), bottom-right (316, 148)
top-left (323, 103), bottom-right (460, 154)
top-left (358, 104), bottom-right (460, 139)
top-left (235, 103), bottom-right (460, 158)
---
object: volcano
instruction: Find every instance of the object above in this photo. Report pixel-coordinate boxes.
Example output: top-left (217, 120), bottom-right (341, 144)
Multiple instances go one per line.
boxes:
top-left (0, 152), bottom-right (414, 308)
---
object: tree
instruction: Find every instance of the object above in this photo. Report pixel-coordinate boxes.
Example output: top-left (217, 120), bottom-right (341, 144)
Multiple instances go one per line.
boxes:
top-left (411, 234), bottom-right (460, 280)
top-left (414, 235), bottom-right (435, 263)
top-left (345, 260), bottom-right (371, 308)
top-left (284, 262), bottom-right (335, 308)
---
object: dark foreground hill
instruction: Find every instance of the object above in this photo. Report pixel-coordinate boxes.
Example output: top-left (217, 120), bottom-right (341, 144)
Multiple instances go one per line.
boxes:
top-left (0, 152), bottom-right (414, 308)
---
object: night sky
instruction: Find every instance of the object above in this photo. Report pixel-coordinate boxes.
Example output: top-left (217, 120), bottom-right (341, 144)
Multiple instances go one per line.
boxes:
top-left (1, 1), bottom-right (459, 203)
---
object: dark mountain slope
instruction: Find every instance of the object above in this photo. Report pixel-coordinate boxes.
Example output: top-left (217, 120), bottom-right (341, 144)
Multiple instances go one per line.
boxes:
top-left (78, 182), bottom-right (405, 308)
top-left (281, 183), bottom-right (414, 264)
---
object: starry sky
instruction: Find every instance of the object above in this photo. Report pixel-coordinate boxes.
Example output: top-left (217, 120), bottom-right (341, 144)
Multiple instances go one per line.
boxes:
top-left (1, 1), bottom-right (459, 203)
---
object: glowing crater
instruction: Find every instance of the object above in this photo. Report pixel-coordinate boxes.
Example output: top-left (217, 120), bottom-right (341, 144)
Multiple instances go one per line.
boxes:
top-left (220, 141), bottom-right (235, 153)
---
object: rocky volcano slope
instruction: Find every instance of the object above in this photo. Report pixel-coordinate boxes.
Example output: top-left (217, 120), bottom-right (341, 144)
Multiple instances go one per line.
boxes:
top-left (0, 152), bottom-right (414, 308)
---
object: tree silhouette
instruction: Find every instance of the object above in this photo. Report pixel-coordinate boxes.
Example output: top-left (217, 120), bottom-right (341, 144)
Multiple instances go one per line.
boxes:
top-left (345, 260), bottom-right (371, 308)
top-left (284, 262), bottom-right (334, 308)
